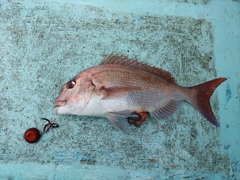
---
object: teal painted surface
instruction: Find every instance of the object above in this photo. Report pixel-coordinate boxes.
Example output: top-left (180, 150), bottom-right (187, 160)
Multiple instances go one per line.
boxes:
top-left (0, 0), bottom-right (240, 179)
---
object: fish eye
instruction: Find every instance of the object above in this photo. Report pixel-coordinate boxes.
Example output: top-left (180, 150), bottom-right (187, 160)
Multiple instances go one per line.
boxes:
top-left (66, 79), bottom-right (76, 89)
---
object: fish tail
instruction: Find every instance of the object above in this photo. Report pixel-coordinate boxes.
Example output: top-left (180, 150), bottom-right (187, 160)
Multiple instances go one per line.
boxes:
top-left (188, 78), bottom-right (227, 126)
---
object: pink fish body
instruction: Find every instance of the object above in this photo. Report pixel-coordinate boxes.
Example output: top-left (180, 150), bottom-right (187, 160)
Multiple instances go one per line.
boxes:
top-left (55, 53), bottom-right (226, 132)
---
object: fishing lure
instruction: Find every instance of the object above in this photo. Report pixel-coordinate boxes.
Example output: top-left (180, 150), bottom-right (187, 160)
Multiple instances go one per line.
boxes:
top-left (24, 118), bottom-right (59, 143)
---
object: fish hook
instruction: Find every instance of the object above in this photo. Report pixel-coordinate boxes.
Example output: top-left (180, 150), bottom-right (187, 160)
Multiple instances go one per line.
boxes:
top-left (41, 118), bottom-right (59, 134)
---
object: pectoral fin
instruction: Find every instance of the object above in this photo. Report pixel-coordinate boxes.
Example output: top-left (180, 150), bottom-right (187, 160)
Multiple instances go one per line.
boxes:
top-left (99, 86), bottom-right (142, 100)
top-left (106, 111), bottom-right (139, 133)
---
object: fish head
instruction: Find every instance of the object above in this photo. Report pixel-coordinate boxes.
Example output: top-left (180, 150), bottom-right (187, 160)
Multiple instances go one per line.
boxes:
top-left (54, 75), bottom-right (95, 115)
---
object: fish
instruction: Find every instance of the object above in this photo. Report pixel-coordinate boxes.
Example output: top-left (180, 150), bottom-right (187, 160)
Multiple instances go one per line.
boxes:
top-left (54, 53), bottom-right (227, 133)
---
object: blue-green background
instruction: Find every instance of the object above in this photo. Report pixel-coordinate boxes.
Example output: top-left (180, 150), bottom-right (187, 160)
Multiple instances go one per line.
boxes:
top-left (0, 0), bottom-right (239, 179)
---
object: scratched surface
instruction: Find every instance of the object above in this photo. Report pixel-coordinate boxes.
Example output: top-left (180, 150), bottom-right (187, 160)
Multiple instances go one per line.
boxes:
top-left (0, 0), bottom-right (240, 179)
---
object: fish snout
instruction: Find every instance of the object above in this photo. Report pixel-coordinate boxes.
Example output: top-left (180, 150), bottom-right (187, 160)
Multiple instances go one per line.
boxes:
top-left (54, 100), bottom-right (67, 107)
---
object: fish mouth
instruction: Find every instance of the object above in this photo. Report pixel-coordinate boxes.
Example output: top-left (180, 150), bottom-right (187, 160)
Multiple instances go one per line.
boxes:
top-left (54, 100), bottom-right (67, 107)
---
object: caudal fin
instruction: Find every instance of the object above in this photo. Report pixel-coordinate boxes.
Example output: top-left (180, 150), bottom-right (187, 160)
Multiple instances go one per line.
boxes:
top-left (188, 78), bottom-right (227, 127)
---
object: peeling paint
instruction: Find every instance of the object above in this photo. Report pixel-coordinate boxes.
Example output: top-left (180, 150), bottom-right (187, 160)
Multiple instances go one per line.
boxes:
top-left (225, 83), bottom-right (232, 105)
top-left (158, 0), bottom-right (211, 5)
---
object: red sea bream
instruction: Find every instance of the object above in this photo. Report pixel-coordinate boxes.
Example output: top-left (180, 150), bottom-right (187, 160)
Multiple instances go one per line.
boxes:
top-left (54, 53), bottom-right (226, 132)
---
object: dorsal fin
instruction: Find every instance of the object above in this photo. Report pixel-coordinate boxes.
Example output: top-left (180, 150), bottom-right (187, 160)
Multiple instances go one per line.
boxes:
top-left (101, 53), bottom-right (177, 84)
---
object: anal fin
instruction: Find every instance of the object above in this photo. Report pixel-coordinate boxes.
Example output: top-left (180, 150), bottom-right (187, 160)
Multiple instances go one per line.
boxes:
top-left (150, 101), bottom-right (181, 120)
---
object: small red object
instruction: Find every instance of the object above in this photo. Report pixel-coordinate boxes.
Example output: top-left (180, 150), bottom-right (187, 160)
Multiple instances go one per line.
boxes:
top-left (24, 128), bottom-right (41, 143)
